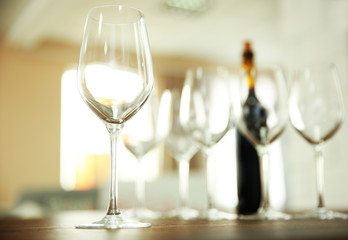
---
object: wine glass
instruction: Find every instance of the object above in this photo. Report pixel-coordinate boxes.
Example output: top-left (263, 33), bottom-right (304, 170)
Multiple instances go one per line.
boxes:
top-left (235, 64), bottom-right (290, 220)
top-left (181, 66), bottom-right (236, 220)
top-left (76, 5), bottom-right (154, 229)
top-left (122, 88), bottom-right (164, 219)
top-left (163, 89), bottom-right (199, 219)
top-left (289, 63), bottom-right (347, 219)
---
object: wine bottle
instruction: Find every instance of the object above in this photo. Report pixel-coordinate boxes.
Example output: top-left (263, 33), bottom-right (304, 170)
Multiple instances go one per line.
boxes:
top-left (236, 42), bottom-right (262, 214)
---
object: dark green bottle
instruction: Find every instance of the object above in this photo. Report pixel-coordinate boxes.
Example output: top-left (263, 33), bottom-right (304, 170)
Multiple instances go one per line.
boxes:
top-left (236, 42), bottom-right (261, 214)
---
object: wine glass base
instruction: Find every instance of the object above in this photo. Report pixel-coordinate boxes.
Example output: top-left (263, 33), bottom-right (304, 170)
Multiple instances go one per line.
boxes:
top-left (165, 207), bottom-right (200, 220)
top-left (124, 207), bottom-right (162, 220)
top-left (239, 207), bottom-right (291, 220)
top-left (75, 213), bottom-right (151, 229)
top-left (294, 208), bottom-right (348, 220)
top-left (198, 208), bottom-right (237, 221)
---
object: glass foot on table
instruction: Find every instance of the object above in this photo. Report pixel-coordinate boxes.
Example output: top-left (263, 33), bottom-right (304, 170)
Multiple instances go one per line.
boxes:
top-left (239, 207), bottom-right (292, 220)
top-left (75, 213), bottom-right (151, 229)
top-left (294, 208), bottom-right (348, 220)
top-left (124, 207), bottom-right (162, 220)
top-left (198, 208), bottom-right (237, 221)
top-left (165, 207), bottom-right (200, 220)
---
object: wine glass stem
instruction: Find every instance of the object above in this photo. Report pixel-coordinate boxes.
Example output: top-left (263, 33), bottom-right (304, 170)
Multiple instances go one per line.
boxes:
top-left (204, 149), bottom-right (215, 210)
top-left (136, 157), bottom-right (146, 210)
top-left (178, 159), bottom-right (190, 208)
top-left (106, 123), bottom-right (124, 216)
top-left (258, 147), bottom-right (270, 211)
top-left (314, 145), bottom-right (325, 209)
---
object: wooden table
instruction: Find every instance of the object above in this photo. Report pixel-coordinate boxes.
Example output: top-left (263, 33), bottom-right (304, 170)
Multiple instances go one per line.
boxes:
top-left (1, 211), bottom-right (348, 240)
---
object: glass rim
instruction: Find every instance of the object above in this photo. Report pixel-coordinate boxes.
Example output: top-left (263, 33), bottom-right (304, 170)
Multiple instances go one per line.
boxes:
top-left (86, 4), bottom-right (145, 25)
top-left (295, 62), bottom-right (337, 72)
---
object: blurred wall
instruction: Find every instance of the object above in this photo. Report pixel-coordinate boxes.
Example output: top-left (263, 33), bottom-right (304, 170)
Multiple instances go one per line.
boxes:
top-left (0, 41), bottom-right (79, 208)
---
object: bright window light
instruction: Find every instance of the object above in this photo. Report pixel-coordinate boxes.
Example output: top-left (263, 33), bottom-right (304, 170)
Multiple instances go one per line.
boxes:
top-left (84, 64), bottom-right (144, 103)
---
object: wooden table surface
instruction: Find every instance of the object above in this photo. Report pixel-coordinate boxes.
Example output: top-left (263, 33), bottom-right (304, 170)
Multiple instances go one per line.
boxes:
top-left (1, 211), bottom-right (348, 240)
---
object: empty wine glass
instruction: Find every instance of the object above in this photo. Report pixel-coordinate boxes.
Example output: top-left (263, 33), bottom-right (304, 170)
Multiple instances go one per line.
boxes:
top-left (289, 63), bottom-right (347, 220)
top-left (122, 88), bottom-right (164, 219)
top-left (163, 89), bottom-right (199, 219)
top-left (76, 5), bottom-right (154, 229)
top-left (181, 66), bottom-right (236, 220)
top-left (235, 64), bottom-right (290, 220)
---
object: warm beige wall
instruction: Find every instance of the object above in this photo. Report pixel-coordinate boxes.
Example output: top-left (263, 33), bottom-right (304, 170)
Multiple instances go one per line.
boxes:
top-left (0, 41), bottom-right (79, 208)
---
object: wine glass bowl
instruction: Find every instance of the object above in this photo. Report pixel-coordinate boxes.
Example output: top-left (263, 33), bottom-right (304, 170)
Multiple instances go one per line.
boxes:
top-left (289, 64), bottom-right (344, 145)
top-left (182, 67), bottom-right (232, 148)
top-left (238, 65), bottom-right (288, 147)
top-left (164, 89), bottom-right (199, 162)
top-left (82, 65), bottom-right (150, 124)
top-left (289, 63), bottom-right (347, 220)
top-left (78, 5), bottom-right (153, 125)
top-left (76, 5), bottom-right (154, 228)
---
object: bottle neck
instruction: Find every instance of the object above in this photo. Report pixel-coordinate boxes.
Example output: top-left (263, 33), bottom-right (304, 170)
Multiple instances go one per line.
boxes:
top-left (241, 63), bottom-right (256, 93)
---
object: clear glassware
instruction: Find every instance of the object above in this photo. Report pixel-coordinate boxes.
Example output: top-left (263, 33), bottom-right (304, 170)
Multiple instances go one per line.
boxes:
top-left (122, 88), bottom-right (164, 219)
top-left (163, 89), bottom-right (199, 219)
top-left (181, 66), bottom-right (236, 220)
top-left (76, 5), bottom-right (154, 229)
top-left (235, 64), bottom-right (290, 220)
top-left (289, 63), bottom-right (347, 220)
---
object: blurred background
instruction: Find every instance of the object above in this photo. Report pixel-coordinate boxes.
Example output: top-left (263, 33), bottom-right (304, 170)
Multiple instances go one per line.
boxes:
top-left (0, 0), bottom-right (347, 217)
